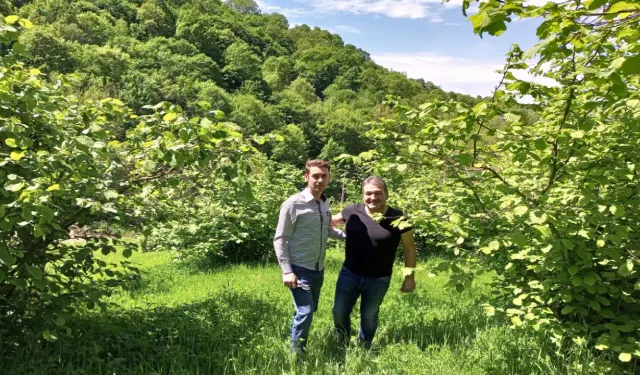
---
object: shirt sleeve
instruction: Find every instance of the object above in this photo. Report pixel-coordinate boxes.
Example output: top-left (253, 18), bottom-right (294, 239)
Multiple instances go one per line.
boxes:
top-left (328, 226), bottom-right (346, 239)
top-left (340, 204), bottom-right (354, 220)
top-left (273, 200), bottom-right (296, 274)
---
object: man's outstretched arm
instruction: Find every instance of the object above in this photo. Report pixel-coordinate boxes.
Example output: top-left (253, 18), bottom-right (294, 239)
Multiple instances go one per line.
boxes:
top-left (328, 213), bottom-right (346, 240)
top-left (400, 230), bottom-right (417, 293)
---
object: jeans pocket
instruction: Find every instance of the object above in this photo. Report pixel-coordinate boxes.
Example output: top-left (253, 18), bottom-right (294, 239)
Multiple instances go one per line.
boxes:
top-left (375, 276), bottom-right (392, 288)
top-left (340, 266), bottom-right (355, 277)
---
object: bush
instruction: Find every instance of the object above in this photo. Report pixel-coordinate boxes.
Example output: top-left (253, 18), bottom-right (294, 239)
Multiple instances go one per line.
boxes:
top-left (142, 161), bottom-right (300, 265)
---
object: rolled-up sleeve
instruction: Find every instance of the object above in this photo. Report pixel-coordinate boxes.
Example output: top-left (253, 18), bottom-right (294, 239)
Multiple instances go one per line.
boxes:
top-left (274, 200), bottom-right (295, 274)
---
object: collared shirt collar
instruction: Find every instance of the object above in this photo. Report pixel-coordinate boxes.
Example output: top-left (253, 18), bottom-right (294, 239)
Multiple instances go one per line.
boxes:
top-left (302, 187), bottom-right (327, 202)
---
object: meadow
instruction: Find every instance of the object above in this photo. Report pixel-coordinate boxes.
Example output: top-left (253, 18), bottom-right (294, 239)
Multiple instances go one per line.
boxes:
top-left (1, 248), bottom-right (627, 375)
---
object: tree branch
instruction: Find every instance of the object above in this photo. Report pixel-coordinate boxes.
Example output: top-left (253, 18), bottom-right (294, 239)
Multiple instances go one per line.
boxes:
top-left (481, 165), bottom-right (530, 202)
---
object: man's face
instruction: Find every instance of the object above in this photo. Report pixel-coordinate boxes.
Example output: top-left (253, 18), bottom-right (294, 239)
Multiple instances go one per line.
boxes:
top-left (363, 183), bottom-right (387, 211)
top-left (304, 166), bottom-right (330, 195)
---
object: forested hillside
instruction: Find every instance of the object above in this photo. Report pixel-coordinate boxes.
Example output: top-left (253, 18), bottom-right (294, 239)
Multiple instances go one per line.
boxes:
top-left (2, 0), bottom-right (477, 164)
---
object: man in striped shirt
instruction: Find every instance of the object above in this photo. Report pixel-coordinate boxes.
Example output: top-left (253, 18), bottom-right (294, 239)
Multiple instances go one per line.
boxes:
top-left (274, 159), bottom-right (345, 354)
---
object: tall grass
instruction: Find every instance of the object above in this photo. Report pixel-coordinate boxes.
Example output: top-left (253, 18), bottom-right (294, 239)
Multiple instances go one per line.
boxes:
top-left (1, 249), bottom-right (627, 374)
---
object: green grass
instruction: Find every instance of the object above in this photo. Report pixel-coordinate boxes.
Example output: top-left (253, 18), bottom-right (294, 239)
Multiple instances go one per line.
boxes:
top-left (2, 249), bottom-right (628, 374)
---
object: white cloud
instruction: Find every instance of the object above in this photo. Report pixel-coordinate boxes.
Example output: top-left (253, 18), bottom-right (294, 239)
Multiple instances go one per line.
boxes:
top-left (258, 0), bottom-right (555, 19)
top-left (258, 0), bottom-right (476, 19)
top-left (331, 25), bottom-right (363, 34)
top-left (373, 52), bottom-right (501, 96)
top-left (431, 17), bottom-right (444, 23)
top-left (372, 51), bottom-right (555, 97)
top-left (255, 0), bottom-right (307, 17)
top-left (310, 0), bottom-right (434, 19)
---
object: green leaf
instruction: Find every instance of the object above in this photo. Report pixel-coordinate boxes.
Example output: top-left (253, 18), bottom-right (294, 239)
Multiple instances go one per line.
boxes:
top-left (35, 205), bottom-right (55, 222)
top-left (589, 301), bottom-right (601, 311)
top-left (610, 57), bottom-right (626, 70)
top-left (5, 181), bottom-right (24, 192)
top-left (43, 329), bottom-right (58, 342)
top-left (584, 275), bottom-right (596, 286)
top-left (163, 112), bottom-right (177, 122)
top-left (122, 248), bottom-right (133, 258)
top-left (620, 56), bottom-right (640, 75)
top-left (454, 153), bottom-right (473, 165)
top-left (514, 206), bottom-right (528, 216)
top-left (179, 128), bottom-right (190, 142)
top-left (608, 2), bottom-right (640, 14)
top-left (473, 102), bottom-right (488, 115)
top-left (511, 316), bottom-right (523, 326)
top-left (46, 184), bottom-right (60, 191)
top-left (0, 206), bottom-right (5, 219)
top-left (481, 239), bottom-right (500, 254)
top-left (5, 138), bottom-right (18, 148)
top-left (619, 353), bottom-right (632, 362)
top-left (619, 260), bottom-right (634, 277)
top-left (533, 138), bottom-right (547, 150)
top-left (12, 42), bottom-right (26, 55)
top-left (503, 113), bottom-right (521, 123)
top-left (511, 233), bottom-right (527, 247)
top-left (570, 130), bottom-right (585, 139)
top-left (586, 0), bottom-right (608, 10)
top-left (104, 190), bottom-right (119, 199)
top-left (26, 266), bottom-right (43, 280)
top-left (9, 151), bottom-right (25, 161)
top-left (561, 306), bottom-right (574, 315)
top-left (4, 15), bottom-right (19, 24)
top-left (571, 277), bottom-right (583, 286)
top-left (529, 212), bottom-right (547, 224)
top-left (535, 225), bottom-right (552, 239)
top-left (609, 205), bottom-right (625, 217)
top-left (568, 266), bottom-right (579, 276)
top-left (0, 270), bottom-right (5, 283)
top-left (560, 239), bottom-right (574, 250)
top-left (483, 305), bottom-right (495, 316)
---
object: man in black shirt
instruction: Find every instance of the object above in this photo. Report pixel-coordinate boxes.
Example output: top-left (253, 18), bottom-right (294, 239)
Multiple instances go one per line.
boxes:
top-left (331, 176), bottom-right (417, 348)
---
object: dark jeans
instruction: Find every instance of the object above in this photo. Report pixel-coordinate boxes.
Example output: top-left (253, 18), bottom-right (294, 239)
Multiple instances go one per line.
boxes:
top-left (289, 264), bottom-right (324, 354)
top-left (332, 266), bottom-right (391, 348)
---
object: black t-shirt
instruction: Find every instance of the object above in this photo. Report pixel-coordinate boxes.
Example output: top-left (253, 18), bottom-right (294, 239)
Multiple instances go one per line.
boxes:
top-left (341, 203), bottom-right (412, 277)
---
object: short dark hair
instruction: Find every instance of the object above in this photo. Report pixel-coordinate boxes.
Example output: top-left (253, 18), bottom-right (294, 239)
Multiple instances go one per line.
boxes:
top-left (305, 159), bottom-right (331, 174)
top-left (362, 176), bottom-right (388, 196)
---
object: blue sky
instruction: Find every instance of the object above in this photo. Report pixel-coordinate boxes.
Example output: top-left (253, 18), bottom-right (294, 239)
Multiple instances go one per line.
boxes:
top-left (256, 0), bottom-right (547, 96)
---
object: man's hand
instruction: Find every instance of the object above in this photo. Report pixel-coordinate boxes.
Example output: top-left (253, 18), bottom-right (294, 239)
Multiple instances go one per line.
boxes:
top-left (331, 213), bottom-right (344, 227)
top-left (400, 276), bottom-right (416, 293)
top-left (283, 272), bottom-right (298, 289)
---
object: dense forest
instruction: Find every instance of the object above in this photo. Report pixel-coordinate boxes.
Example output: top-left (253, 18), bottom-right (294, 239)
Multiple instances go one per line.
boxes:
top-left (0, 0), bottom-right (639, 372)
top-left (2, 0), bottom-right (479, 164)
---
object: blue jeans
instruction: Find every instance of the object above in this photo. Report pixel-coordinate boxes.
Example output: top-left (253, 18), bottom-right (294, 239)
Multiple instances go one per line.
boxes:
top-left (332, 266), bottom-right (391, 348)
top-left (289, 264), bottom-right (324, 354)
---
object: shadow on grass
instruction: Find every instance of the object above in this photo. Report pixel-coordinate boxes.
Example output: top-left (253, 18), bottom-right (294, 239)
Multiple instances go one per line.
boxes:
top-left (377, 292), bottom-right (497, 351)
top-left (2, 291), bottom-right (290, 375)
